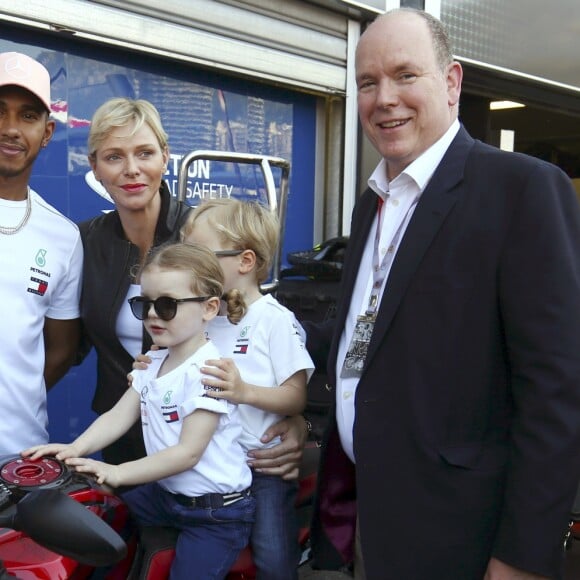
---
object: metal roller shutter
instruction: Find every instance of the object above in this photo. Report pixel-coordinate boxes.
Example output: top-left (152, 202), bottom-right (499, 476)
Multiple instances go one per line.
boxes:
top-left (0, 0), bottom-right (349, 94)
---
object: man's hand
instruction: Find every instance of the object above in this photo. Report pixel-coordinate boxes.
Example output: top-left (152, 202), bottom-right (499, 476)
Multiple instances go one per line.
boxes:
top-left (247, 415), bottom-right (308, 480)
top-left (484, 557), bottom-right (550, 580)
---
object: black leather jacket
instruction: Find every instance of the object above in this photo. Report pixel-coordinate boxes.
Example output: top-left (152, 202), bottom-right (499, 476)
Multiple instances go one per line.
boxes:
top-left (79, 182), bottom-right (192, 420)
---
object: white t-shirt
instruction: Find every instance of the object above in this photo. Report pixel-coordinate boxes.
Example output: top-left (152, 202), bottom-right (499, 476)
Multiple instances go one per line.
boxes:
top-left (0, 189), bottom-right (83, 455)
top-left (130, 340), bottom-right (252, 495)
top-left (208, 294), bottom-right (314, 452)
top-left (117, 284), bottom-right (143, 358)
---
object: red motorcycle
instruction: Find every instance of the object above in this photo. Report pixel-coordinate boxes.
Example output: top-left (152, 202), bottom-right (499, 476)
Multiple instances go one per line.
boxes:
top-left (0, 454), bottom-right (129, 578)
top-left (0, 443), bottom-right (318, 579)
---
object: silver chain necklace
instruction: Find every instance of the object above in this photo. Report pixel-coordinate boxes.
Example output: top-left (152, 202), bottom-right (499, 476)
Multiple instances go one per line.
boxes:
top-left (0, 188), bottom-right (32, 235)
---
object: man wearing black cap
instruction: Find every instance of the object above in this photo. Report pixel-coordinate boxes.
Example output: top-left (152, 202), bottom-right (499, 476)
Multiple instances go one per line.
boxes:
top-left (0, 52), bottom-right (83, 455)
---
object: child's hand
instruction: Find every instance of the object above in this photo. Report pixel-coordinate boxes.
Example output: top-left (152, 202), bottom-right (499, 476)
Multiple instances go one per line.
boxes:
top-left (22, 443), bottom-right (81, 462)
top-left (65, 457), bottom-right (121, 487)
top-left (202, 358), bottom-right (248, 404)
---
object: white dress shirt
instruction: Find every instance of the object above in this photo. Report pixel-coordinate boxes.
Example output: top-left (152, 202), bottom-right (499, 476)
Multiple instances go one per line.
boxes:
top-left (336, 120), bottom-right (460, 462)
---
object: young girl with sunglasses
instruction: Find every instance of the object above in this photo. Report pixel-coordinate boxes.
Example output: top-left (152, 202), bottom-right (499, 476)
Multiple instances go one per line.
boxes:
top-left (180, 198), bottom-right (314, 579)
top-left (23, 242), bottom-right (255, 580)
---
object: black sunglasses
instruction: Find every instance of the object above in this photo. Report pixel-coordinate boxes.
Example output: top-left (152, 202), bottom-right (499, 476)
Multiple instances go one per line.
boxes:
top-left (213, 249), bottom-right (244, 257)
top-left (128, 295), bottom-right (210, 321)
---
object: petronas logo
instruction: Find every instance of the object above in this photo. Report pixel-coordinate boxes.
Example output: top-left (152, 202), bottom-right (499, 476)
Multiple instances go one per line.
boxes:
top-left (35, 249), bottom-right (47, 267)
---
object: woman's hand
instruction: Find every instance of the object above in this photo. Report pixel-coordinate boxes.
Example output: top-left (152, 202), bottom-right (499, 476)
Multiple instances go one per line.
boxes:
top-left (127, 352), bottom-right (153, 386)
top-left (133, 352), bottom-right (152, 371)
top-left (247, 415), bottom-right (308, 480)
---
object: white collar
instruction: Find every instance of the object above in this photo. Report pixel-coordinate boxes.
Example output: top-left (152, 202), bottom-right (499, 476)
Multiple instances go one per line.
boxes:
top-left (368, 119), bottom-right (460, 197)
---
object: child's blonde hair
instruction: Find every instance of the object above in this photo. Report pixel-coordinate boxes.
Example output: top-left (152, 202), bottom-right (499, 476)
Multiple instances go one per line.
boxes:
top-left (181, 198), bottom-right (279, 285)
top-left (142, 242), bottom-right (244, 324)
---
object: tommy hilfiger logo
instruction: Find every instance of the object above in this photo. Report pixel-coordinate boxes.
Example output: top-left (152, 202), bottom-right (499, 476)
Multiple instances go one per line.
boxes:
top-left (28, 277), bottom-right (48, 296)
top-left (163, 410), bottom-right (179, 423)
top-left (233, 340), bottom-right (248, 355)
top-left (28, 256), bottom-right (51, 296)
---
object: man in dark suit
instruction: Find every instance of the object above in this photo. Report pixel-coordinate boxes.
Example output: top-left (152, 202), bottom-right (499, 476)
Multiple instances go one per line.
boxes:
top-left (308, 8), bottom-right (580, 580)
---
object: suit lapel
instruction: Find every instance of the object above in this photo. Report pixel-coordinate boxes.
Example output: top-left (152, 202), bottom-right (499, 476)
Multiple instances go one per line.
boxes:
top-left (363, 127), bottom-right (474, 367)
top-left (336, 190), bottom-right (377, 320)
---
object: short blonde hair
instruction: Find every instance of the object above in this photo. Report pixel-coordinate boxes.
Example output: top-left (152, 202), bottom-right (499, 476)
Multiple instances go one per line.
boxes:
top-left (88, 97), bottom-right (168, 159)
top-left (181, 198), bottom-right (279, 284)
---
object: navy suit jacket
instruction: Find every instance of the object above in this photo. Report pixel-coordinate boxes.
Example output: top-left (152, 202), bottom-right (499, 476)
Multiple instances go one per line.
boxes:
top-left (309, 126), bottom-right (580, 579)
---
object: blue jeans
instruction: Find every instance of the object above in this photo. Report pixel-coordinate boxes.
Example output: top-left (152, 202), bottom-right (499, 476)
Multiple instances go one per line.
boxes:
top-left (122, 482), bottom-right (255, 580)
top-left (251, 472), bottom-right (299, 580)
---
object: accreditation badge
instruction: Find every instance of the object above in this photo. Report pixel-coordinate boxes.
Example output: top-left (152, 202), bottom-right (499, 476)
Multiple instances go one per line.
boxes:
top-left (340, 313), bottom-right (376, 378)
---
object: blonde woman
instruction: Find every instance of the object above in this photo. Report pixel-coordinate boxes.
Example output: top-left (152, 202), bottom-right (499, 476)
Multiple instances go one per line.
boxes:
top-left (82, 98), bottom-right (308, 485)
top-left (79, 98), bottom-right (191, 467)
